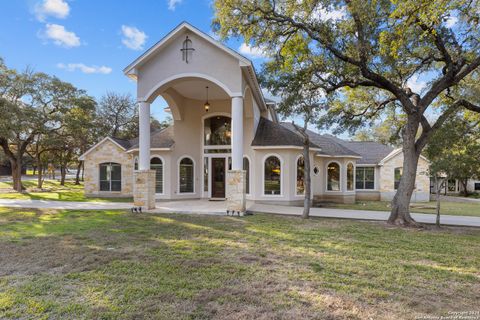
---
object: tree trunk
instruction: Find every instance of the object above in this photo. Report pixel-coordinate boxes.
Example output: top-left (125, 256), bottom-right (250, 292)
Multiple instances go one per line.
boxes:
top-left (388, 118), bottom-right (421, 227)
top-left (32, 166), bottom-right (36, 176)
top-left (460, 179), bottom-right (469, 197)
top-left (435, 176), bottom-right (444, 228)
top-left (10, 159), bottom-right (23, 192)
top-left (81, 161), bottom-right (85, 181)
top-left (75, 161), bottom-right (82, 185)
top-left (302, 139), bottom-right (311, 219)
top-left (37, 163), bottom-right (44, 189)
top-left (60, 165), bottom-right (66, 186)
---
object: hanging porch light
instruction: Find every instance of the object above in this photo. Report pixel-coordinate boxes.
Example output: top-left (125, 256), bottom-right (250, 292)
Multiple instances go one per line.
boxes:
top-left (204, 86), bottom-right (210, 112)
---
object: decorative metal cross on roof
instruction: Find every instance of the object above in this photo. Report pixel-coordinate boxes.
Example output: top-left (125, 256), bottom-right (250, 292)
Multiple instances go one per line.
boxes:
top-left (181, 36), bottom-right (195, 63)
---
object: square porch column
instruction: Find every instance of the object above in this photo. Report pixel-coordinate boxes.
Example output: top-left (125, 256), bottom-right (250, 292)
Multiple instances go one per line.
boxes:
top-left (226, 96), bottom-right (246, 215)
top-left (134, 101), bottom-right (155, 210)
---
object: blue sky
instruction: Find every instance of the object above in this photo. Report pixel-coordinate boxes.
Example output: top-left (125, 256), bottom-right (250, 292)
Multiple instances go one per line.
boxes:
top-left (0, 0), bottom-right (268, 122)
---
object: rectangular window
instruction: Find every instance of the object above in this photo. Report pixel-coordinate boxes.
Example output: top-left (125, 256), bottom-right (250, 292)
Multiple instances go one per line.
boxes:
top-left (475, 183), bottom-right (480, 191)
top-left (99, 163), bottom-right (121, 192)
top-left (448, 179), bottom-right (457, 192)
top-left (394, 167), bottom-right (403, 190)
top-left (204, 157), bottom-right (208, 192)
top-left (355, 167), bottom-right (375, 190)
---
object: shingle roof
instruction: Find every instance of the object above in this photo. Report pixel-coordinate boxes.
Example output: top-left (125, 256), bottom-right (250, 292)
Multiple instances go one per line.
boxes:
top-left (280, 122), bottom-right (359, 157)
top-left (110, 137), bottom-right (132, 150)
top-left (127, 126), bottom-right (175, 150)
top-left (336, 140), bottom-right (394, 164)
top-left (252, 118), bottom-right (321, 149)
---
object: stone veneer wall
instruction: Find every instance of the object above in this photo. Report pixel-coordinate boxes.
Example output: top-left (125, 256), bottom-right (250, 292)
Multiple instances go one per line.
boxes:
top-left (379, 152), bottom-right (430, 202)
top-left (133, 170), bottom-right (156, 209)
top-left (83, 139), bottom-right (134, 197)
top-left (226, 170), bottom-right (246, 214)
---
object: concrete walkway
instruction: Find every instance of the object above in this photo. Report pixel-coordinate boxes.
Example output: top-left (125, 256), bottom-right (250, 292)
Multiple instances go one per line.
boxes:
top-left (0, 198), bottom-right (479, 227)
top-left (439, 195), bottom-right (480, 203)
top-left (0, 199), bottom-right (132, 210)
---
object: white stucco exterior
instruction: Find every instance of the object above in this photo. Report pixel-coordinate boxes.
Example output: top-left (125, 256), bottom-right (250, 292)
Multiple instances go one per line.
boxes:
top-left (80, 22), bottom-right (431, 207)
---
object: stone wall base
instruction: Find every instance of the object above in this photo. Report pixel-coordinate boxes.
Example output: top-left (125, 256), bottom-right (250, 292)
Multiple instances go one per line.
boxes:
top-left (134, 170), bottom-right (156, 210)
top-left (226, 170), bottom-right (246, 215)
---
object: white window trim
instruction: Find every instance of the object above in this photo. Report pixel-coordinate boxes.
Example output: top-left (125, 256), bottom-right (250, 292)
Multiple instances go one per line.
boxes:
top-left (243, 155), bottom-right (252, 196)
top-left (355, 166), bottom-right (377, 191)
top-left (346, 161), bottom-right (355, 192)
top-left (262, 153), bottom-right (284, 197)
top-left (325, 161), bottom-right (342, 193)
top-left (295, 154), bottom-right (305, 197)
top-left (150, 155), bottom-right (165, 195)
top-left (177, 155), bottom-right (196, 195)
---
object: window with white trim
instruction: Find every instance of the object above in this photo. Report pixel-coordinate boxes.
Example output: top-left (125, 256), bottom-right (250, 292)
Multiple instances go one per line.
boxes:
top-left (356, 167), bottom-right (375, 190)
top-left (179, 157), bottom-right (194, 193)
top-left (347, 163), bottom-right (354, 191)
top-left (394, 167), bottom-right (403, 190)
top-left (99, 162), bottom-right (121, 191)
top-left (327, 162), bottom-right (340, 191)
top-left (243, 157), bottom-right (250, 194)
top-left (150, 157), bottom-right (163, 194)
top-left (264, 156), bottom-right (281, 195)
top-left (296, 156), bottom-right (305, 195)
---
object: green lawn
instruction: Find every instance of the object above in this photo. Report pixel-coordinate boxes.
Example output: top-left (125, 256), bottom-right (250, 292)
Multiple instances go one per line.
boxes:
top-left (0, 179), bottom-right (131, 203)
top-left (0, 208), bottom-right (478, 319)
top-left (325, 200), bottom-right (480, 217)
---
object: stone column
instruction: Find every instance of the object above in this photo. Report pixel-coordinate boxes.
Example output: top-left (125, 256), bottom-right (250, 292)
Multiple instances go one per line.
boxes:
top-left (134, 101), bottom-right (155, 210)
top-left (226, 96), bottom-right (246, 215)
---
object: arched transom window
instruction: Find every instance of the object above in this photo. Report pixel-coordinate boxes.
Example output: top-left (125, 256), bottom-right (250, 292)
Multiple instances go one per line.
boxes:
top-left (264, 156), bottom-right (281, 195)
top-left (327, 162), bottom-right (340, 191)
top-left (204, 116), bottom-right (231, 146)
top-left (179, 157), bottom-right (194, 193)
top-left (150, 157), bottom-right (163, 194)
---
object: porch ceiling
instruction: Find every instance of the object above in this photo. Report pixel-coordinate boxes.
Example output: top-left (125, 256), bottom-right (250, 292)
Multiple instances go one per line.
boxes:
top-left (171, 79), bottom-right (229, 100)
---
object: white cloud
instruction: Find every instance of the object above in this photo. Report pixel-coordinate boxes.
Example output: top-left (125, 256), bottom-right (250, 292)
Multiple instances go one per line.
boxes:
top-left (312, 5), bottom-right (347, 22)
top-left (406, 74), bottom-right (427, 93)
top-left (445, 15), bottom-right (458, 28)
top-left (42, 23), bottom-right (80, 48)
top-left (34, 0), bottom-right (70, 22)
top-left (121, 25), bottom-right (147, 50)
top-left (168, 0), bottom-right (182, 11)
top-left (57, 63), bottom-right (112, 74)
top-left (238, 43), bottom-right (267, 59)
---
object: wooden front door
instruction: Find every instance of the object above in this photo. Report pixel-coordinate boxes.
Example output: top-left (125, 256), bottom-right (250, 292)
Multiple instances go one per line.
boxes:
top-left (211, 158), bottom-right (226, 198)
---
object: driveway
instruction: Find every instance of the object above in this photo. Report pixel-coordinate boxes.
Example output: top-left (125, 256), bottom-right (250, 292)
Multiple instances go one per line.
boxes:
top-left (0, 199), bottom-right (479, 228)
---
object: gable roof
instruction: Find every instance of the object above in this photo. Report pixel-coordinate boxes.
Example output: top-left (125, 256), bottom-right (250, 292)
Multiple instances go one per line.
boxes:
top-left (123, 21), bottom-right (267, 113)
top-left (252, 117), bottom-right (322, 150)
top-left (280, 122), bottom-right (360, 157)
top-left (127, 126), bottom-right (175, 151)
top-left (123, 22), bottom-right (251, 77)
top-left (78, 137), bottom-right (129, 161)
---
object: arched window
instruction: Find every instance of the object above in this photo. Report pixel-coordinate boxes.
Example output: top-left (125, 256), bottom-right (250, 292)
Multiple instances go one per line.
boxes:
top-left (179, 157), bottom-right (194, 193)
top-left (150, 157), bottom-right (163, 194)
top-left (347, 163), bottom-right (354, 191)
top-left (264, 156), bottom-right (281, 195)
top-left (296, 156), bottom-right (305, 195)
top-left (243, 157), bottom-right (250, 194)
top-left (327, 162), bottom-right (340, 191)
top-left (204, 116), bottom-right (231, 146)
top-left (99, 162), bottom-right (121, 191)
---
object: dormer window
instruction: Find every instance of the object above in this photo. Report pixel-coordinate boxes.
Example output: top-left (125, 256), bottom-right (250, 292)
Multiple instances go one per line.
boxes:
top-left (181, 36), bottom-right (195, 63)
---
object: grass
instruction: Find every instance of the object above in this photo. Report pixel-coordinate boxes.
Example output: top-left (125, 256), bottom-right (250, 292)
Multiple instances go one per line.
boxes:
top-left (0, 179), bottom-right (131, 203)
top-left (326, 200), bottom-right (480, 217)
top-left (0, 208), bottom-right (478, 319)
